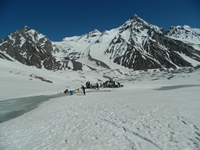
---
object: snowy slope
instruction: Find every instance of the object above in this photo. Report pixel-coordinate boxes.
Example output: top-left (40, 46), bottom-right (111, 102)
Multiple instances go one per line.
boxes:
top-left (52, 28), bottom-right (123, 70)
top-left (0, 58), bottom-right (200, 150)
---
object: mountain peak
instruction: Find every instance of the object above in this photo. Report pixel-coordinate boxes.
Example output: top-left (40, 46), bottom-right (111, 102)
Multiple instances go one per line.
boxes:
top-left (91, 29), bottom-right (101, 34)
top-left (130, 14), bottom-right (145, 23)
top-left (87, 29), bottom-right (101, 37)
top-left (22, 25), bottom-right (31, 31)
top-left (131, 14), bottom-right (139, 20)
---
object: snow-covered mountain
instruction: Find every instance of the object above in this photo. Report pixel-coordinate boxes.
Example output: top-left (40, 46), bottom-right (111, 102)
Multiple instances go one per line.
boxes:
top-left (166, 25), bottom-right (200, 50)
top-left (167, 25), bottom-right (200, 45)
top-left (1, 14), bottom-right (200, 71)
top-left (0, 26), bottom-right (61, 70)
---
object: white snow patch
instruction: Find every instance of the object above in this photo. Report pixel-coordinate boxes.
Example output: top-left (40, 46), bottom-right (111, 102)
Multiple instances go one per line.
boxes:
top-left (179, 52), bottom-right (200, 66)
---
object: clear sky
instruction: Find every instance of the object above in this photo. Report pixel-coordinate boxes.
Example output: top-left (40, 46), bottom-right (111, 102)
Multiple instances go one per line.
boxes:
top-left (0, 0), bottom-right (200, 41)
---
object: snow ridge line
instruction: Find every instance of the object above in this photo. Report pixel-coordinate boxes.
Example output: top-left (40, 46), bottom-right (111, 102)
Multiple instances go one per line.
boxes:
top-left (101, 118), bottom-right (163, 150)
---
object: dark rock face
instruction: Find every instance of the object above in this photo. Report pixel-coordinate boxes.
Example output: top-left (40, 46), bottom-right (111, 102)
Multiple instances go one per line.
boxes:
top-left (88, 52), bottom-right (110, 69)
top-left (0, 26), bottom-right (61, 70)
top-left (111, 34), bottom-right (197, 70)
top-left (152, 33), bottom-right (200, 66)
top-left (72, 60), bottom-right (83, 71)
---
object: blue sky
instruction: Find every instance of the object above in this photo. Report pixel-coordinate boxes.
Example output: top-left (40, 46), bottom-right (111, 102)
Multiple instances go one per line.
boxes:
top-left (0, 0), bottom-right (200, 41)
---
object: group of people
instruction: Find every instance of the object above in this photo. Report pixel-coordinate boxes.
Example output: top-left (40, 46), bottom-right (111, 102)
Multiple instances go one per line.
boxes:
top-left (85, 79), bottom-right (122, 89)
top-left (86, 81), bottom-right (100, 89)
top-left (63, 79), bottom-right (122, 96)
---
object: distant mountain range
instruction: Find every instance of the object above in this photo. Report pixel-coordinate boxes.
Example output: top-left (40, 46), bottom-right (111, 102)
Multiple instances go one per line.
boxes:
top-left (1, 14), bottom-right (200, 71)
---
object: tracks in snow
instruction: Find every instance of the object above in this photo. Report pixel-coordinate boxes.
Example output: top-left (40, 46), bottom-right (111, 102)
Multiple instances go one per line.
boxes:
top-left (1, 88), bottom-right (199, 150)
top-left (61, 91), bottom-right (200, 150)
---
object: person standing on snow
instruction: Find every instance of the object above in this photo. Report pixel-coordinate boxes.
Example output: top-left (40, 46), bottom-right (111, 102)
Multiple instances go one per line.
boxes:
top-left (96, 83), bottom-right (99, 89)
top-left (81, 85), bottom-right (86, 95)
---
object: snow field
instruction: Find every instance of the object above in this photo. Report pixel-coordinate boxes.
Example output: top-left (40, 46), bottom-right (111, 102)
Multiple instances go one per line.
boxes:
top-left (0, 59), bottom-right (200, 150)
top-left (0, 79), bottom-right (200, 150)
